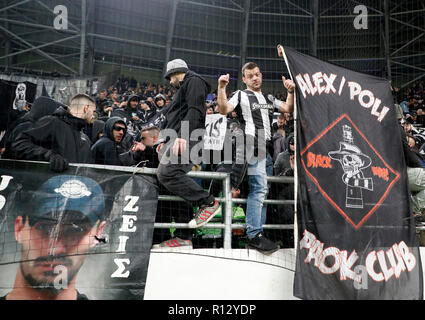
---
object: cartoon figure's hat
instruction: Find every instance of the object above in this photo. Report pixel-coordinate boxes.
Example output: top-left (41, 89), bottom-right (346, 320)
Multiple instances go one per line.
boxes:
top-left (328, 142), bottom-right (371, 168)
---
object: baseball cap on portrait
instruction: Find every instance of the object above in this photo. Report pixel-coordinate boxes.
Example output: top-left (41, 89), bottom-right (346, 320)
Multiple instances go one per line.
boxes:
top-left (29, 175), bottom-right (105, 226)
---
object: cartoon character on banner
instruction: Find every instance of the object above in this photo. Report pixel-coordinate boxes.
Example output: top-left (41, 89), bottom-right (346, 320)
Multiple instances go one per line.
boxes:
top-left (329, 125), bottom-right (373, 209)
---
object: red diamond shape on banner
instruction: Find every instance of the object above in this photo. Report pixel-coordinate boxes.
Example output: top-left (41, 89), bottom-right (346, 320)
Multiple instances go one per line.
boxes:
top-left (300, 113), bottom-right (400, 229)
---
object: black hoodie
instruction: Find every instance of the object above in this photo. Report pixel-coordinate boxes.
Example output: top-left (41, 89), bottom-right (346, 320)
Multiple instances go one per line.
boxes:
top-left (1, 96), bottom-right (64, 159)
top-left (91, 117), bottom-right (158, 167)
top-left (164, 70), bottom-right (211, 143)
top-left (274, 133), bottom-right (294, 176)
top-left (12, 106), bottom-right (92, 164)
top-left (91, 117), bottom-right (128, 165)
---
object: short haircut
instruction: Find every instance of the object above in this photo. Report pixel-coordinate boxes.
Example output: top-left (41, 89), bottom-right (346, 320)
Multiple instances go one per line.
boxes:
top-left (242, 62), bottom-right (260, 76)
top-left (70, 94), bottom-right (96, 111)
top-left (142, 126), bottom-right (160, 136)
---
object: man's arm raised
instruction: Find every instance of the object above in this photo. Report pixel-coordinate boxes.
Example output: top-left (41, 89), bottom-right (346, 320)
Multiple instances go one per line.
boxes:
top-left (277, 76), bottom-right (295, 114)
top-left (217, 74), bottom-right (235, 115)
top-left (276, 44), bottom-right (296, 114)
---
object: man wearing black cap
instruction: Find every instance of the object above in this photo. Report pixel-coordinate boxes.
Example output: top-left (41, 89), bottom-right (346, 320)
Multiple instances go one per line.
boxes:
top-left (2, 175), bottom-right (106, 300)
top-left (155, 58), bottom-right (220, 248)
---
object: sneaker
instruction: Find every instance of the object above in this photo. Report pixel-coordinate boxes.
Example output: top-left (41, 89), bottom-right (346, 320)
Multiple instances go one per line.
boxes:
top-left (246, 232), bottom-right (279, 254)
top-left (188, 200), bottom-right (221, 229)
top-left (152, 237), bottom-right (193, 249)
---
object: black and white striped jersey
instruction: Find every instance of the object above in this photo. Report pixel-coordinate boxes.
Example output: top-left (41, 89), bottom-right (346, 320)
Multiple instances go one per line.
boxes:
top-left (228, 89), bottom-right (275, 141)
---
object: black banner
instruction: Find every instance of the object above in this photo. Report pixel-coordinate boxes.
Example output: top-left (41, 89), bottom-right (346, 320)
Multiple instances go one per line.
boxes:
top-left (282, 47), bottom-right (423, 299)
top-left (0, 160), bottom-right (157, 300)
top-left (0, 80), bottom-right (37, 132)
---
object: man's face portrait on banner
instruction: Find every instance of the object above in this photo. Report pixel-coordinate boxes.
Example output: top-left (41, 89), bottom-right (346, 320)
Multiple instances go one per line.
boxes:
top-left (8, 175), bottom-right (106, 300)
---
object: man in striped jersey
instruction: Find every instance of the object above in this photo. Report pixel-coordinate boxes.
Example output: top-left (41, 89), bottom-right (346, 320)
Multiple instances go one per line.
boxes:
top-left (217, 61), bottom-right (295, 254)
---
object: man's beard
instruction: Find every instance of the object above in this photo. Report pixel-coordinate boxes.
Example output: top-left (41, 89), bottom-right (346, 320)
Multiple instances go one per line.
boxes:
top-left (172, 81), bottom-right (183, 89)
top-left (21, 254), bottom-right (77, 296)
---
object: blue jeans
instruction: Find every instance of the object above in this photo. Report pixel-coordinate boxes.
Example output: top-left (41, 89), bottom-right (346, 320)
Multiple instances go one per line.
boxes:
top-left (246, 153), bottom-right (273, 239)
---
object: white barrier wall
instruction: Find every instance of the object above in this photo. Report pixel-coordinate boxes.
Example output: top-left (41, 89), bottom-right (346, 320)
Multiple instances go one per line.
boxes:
top-left (144, 248), bottom-right (298, 300)
top-left (144, 247), bottom-right (425, 300)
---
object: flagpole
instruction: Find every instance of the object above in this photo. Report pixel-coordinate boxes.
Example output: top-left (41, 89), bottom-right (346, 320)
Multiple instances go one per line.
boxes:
top-left (278, 44), bottom-right (299, 252)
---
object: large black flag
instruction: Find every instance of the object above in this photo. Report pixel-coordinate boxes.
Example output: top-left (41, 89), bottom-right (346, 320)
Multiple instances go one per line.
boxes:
top-left (282, 47), bottom-right (423, 299)
top-left (0, 160), bottom-right (157, 300)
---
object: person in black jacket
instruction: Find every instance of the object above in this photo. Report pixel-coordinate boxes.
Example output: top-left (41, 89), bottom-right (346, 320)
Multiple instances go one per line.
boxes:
top-left (139, 100), bottom-right (156, 123)
top-left (155, 59), bottom-right (221, 248)
top-left (91, 117), bottom-right (130, 166)
top-left (111, 94), bottom-right (143, 138)
top-left (91, 117), bottom-right (156, 167)
top-left (11, 94), bottom-right (96, 172)
top-left (396, 109), bottom-right (425, 221)
top-left (154, 93), bottom-right (167, 111)
top-left (1, 97), bottom-right (63, 160)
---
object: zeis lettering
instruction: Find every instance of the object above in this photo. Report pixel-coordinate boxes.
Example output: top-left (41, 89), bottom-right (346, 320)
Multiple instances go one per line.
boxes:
top-left (111, 195), bottom-right (140, 279)
top-left (295, 72), bottom-right (390, 123)
top-left (300, 230), bottom-right (417, 283)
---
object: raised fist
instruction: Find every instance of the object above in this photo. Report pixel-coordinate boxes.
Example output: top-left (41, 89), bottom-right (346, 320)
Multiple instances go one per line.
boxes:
top-left (282, 76), bottom-right (296, 92)
top-left (218, 74), bottom-right (230, 89)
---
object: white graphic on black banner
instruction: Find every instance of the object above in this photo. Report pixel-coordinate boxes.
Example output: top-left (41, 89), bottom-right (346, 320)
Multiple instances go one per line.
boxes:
top-left (13, 83), bottom-right (27, 110)
top-left (329, 125), bottom-right (373, 209)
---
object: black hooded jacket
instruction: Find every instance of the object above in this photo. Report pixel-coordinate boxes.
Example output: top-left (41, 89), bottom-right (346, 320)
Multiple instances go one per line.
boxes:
top-left (91, 117), bottom-right (128, 165)
top-left (274, 133), bottom-right (294, 176)
top-left (164, 70), bottom-right (211, 143)
top-left (12, 106), bottom-right (92, 164)
top-left (1, 96), bottom-right (63, 159)
top-left (91, 117), bottom-right (158, 167)
top-left (110, 94), bottom-right (144, 136)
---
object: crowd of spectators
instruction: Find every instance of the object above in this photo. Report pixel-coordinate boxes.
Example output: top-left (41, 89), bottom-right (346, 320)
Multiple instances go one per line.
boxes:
top-left (394, 81), bottom-right (425, 152)
top-left (0, 74), bottom-right (297, 248)
top-left (2, 75), bottom-right (424, 246)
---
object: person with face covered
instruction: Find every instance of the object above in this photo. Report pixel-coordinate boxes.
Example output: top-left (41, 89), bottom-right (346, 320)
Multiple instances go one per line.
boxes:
top-left (2, 175), bottom-right (106, 300)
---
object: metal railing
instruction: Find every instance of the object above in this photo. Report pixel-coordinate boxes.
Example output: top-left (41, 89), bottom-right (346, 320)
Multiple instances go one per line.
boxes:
top-left (68, 163), bottom-right (294, 249)
top-left (10, 161), bottom-right (425, 248)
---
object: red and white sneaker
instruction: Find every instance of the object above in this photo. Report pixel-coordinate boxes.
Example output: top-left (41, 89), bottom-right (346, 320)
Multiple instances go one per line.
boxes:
top-left (188, 200), bottom-right (221, 229)
top-left (152, 237), bottom-right (193, 249)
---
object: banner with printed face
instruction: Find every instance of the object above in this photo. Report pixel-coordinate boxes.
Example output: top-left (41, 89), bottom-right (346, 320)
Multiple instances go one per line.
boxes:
top-left (0, 80), bottom-right (37, 132)
top-left (0, 160), bottom-right (157, 300)
top-left (282, 47), bottom-right (423, 299)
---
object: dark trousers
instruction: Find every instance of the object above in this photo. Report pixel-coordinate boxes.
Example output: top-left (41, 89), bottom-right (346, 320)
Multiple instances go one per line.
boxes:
top-left (157, 159), bottom-right (214, 208)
